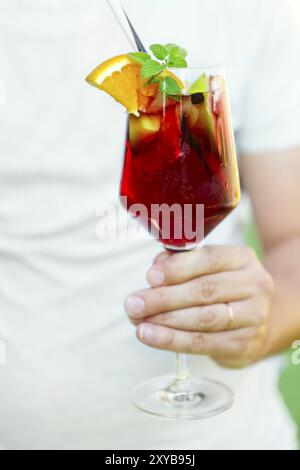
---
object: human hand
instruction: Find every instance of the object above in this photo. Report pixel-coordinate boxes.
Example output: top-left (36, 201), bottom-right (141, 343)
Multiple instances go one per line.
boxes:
top-left (125, 246), bottom-right (274, 368)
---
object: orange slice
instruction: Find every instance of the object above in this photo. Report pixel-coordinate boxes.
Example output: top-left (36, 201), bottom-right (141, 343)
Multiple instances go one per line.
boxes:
top-left (86, 54), bottom-right (184, 115)
top-left (86, 54), bottom-right (141, 115)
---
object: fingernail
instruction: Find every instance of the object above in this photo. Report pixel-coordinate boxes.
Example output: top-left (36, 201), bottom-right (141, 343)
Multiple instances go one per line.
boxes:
top-left (126, 296), bottom-right (145, 317)
top-left (147, 269), bottom-right (165, 287)
top-left (138, 325), bottom-right (154, 342)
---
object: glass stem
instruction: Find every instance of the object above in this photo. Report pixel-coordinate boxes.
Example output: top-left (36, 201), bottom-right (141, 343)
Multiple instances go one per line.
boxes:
top-left (164, 248), bottom-right (193, 386)
top-left (175, 353), bottom-right (191, 382)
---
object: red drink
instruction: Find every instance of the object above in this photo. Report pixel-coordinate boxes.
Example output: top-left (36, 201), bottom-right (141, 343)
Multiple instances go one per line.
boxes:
top-left (120, 76), bottom-right (240, 249)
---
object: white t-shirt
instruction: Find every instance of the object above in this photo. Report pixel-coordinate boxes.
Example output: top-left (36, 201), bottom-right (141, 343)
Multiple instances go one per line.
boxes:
top-left (0, 0), bottom-right (299, 450)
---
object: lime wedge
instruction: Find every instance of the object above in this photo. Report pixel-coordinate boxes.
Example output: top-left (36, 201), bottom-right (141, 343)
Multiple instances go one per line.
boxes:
top-left (187, 74), bottom-right (209, 94)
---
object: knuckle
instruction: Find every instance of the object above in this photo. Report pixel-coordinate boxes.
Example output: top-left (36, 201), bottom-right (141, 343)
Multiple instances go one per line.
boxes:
top-left (197, 308), bottom-right (218, 329)
top-left (190, 332), bottom-right (206, 354)
top-left (195, 277), bottom-right (218, 303)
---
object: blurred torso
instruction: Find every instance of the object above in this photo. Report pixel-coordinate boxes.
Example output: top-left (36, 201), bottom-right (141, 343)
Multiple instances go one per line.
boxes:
top-left (0, 0), bottom-right (296, 450)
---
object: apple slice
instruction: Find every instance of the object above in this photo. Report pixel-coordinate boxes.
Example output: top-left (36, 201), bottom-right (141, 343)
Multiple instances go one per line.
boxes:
top-left (129, 114), bottom-right (161, 150)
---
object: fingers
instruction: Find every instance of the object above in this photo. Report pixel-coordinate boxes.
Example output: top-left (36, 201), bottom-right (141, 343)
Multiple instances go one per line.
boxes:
top-left (145, 299), bottom-right (263, 332)
top-left (136, 323), bottom-right (255, 357)
top-left (148, 246), bottom-right (254, 287)
top-left (125, 270), bottom-right (253, 319)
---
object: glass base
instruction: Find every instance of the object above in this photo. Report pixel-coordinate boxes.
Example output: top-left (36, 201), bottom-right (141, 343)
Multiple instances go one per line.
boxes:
top-left (163, 243), bottom-right (201, 252)
top-left (132, 375), bottom-right (234, 421)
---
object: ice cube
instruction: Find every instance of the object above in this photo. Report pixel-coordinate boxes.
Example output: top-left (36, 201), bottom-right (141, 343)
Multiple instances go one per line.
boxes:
top-left (211, 76), bottom-right (223, 92)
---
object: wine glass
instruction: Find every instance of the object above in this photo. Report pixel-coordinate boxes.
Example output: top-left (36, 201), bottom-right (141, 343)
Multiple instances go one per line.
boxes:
top-left (120, 67), bottom-right (241, 420)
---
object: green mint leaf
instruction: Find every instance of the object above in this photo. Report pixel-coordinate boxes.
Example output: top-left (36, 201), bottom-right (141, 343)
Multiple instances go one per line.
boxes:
top-left (150, 44), bottom-right (168, 61)
top-left (129, 52), bottom-right (151, 65)
top-left (168, 56), bottom-right (188, 68)
top-left (166, 43), bottom-right (186, 58)
top-left (178, 47), bottom-right (188, 59)
top-left (142, 60), bottom-right (165, 79)
top-left (165, 43), bottom-right (179, 53)
top-left (168, 45), bottom-right (181, 59)
top-left (159, 77), bottom-right (181, 96)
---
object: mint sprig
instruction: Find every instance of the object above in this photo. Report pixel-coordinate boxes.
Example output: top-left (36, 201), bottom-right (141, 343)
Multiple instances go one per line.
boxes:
top-left (129, 42), bottom-right (188, 98)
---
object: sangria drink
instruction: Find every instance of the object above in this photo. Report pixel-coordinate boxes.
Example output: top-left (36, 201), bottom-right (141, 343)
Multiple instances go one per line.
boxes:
top-left (121, 72), bottom-right (240, 249)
